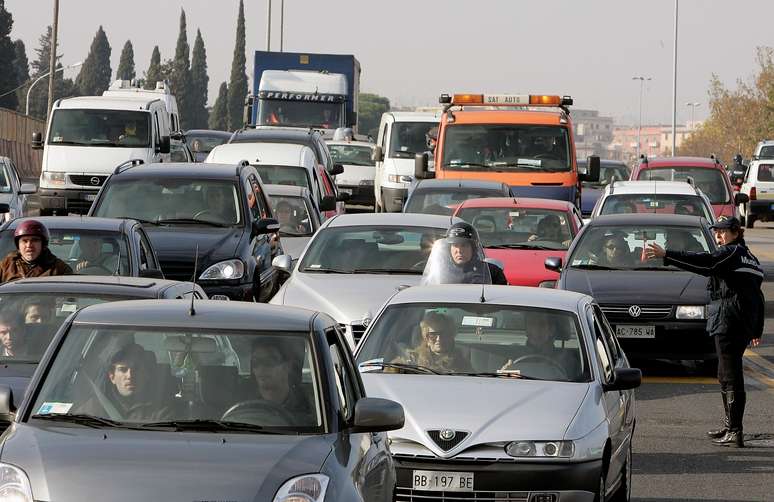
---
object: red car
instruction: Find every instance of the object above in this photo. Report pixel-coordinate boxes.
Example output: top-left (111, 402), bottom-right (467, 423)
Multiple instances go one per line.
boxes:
top-left (453, 197), bottom-right (583, 287)
top-left (629, 156), bottom-right (742, 219)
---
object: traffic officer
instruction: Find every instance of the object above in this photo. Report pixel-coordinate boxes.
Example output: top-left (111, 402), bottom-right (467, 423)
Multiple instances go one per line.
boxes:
top-left (645, 216), bottom-right (764, 448)
top-left (0, 220), bottom-right (72, 284)
top-left (421, 222), bottom-right (508, 285)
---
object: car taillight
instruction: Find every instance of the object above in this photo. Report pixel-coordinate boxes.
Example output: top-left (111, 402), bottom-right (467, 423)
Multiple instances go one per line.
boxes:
top-left (750, 186), bottom-right (757, 200)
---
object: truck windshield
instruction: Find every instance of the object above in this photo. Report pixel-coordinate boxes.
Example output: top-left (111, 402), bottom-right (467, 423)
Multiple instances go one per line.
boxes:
top-left (441, 124), bottom-right (571, 172)
top-left (389, 122), bottom-right (437, 159)
top-left (258, 99), bottom-right (342, 129)
top-left (48, 109), bottom-right (151, 148)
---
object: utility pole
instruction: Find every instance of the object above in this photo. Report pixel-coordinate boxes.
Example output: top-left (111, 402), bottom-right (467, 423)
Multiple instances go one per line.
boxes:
top-left (633, 76), bottom-right (652, 161)
top-left (47, 0), bottom-right (60, 119)
top-left (671, 0), bottom-right (679, 156)
top-left (279, 0), bottom-right (284, 52)
top-left (266, 0), bottom-right (272, 51)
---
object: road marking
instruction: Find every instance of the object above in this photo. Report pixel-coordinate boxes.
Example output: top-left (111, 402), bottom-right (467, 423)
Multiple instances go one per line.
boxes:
top-left (744, 363), bottom-right (774, 390)
top-left (744, 349), bottom-right (774, 374)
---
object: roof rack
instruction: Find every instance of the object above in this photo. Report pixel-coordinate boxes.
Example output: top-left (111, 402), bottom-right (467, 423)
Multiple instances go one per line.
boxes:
top-left (235, 159), bottom-right (250, 175)
top-left (114, 159), bottom-right (145, 175)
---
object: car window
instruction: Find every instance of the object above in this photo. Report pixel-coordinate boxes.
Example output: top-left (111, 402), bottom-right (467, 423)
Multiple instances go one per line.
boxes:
top-left (591, 313), bottom-right (615, 382)
top-left (406, 189), bottom-right (506, 216)
top-left (0, 164), bottom-right (12, 193)
top-left (455, 207), bottom-right (574, 250)
top-left (755, 163), bottom-right (774, 182)
top-left (246, 174), bottom-right (270, 221)
top-left (328, 331), bottom-right (357, 420)
top-left (137, 230), bottom-right (156, 271)
top-left (389, 122), bottom-right (437, 159)
top-left (599, 194), bottom-right (713, 221)
top-left (638, 167), bottom-right (729, 203)
top-left (592, 305), bottom-right (620, 364)
top-left (254, 164), bottom-right (311, 190)
top-left (329, 144), bottom-right (375, 166)
top-left (268, 194), bottom-right (314, 237)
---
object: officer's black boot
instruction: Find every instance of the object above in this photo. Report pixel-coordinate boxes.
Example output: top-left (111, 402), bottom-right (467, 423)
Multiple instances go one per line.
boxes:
top-left (712, 391), bottom-right (745, 448)
top-left (706, 391), bottom-right (729, 439)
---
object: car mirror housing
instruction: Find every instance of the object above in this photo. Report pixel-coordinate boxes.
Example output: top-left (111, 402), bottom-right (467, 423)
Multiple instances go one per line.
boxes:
top-left (253, 218), bottom-right (280, 236)
top-left (351, 397), bottom-right (405, 433)
top-left (604, 368), bottom-right (642, 392)
top-left (734, 192), bottom-right (749, 205)
top-left (139, 268), bottom-right (165, 279)
top-left (272, 254), bottom-right (293, 274)
top-left (31, 131), bottom-right (43, 150)
top-left (0, 385), bottom-right (16, 423)
top-left (331, 163), bottom-right (344, 176)
top-left (545, 256), bottom-right (563, 273)
top-left (372, 145), bottom-right (384, 162)
top-left (414, 152), bottom-right (429, 179)
top-left (320, 195), bottom-right (336, 212)
top-left (579, 155), bottom-right (600, 182)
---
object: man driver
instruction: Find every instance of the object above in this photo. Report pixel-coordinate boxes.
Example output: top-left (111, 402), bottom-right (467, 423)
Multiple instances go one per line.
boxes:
top-left (0, 220), bottom-right (72, 284)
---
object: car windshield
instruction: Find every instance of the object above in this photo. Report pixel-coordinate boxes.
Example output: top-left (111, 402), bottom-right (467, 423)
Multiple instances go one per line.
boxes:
top-left (569, 224), bottom-right (712, 271)
top-left (92, 179), bottom-right (242, 226)
top-left (29, 326), bottom-right (323, 432)
top-left (0, 293), bottom-right (132, 364)
top-left (405, 189), bottom-right (506, 215)
top-left (600, 194), bottom-right (713, 221)
top-left (48, 109), bottom-right (151, 148)
top-left (356, 303), bottom-right (590, 382)
top-left (299, 226), bottom-right (447, 274)
top-left (583, 164), bottom-right (630, 188)
top-left (456, 207), bottom-right (574, 250)
top-left (637, 167), bottom-right (729, 204)
top-left (389, 122), bottom-right (438, 159)
top-left (255, 165), bottom-right (311, 189)
top-left (442, 124), bottom-right (571, 172)
top-left (329, 144), bottom-right (375, 166)
top-left (186, 135), bottom-right (228, 154)
top-left (0, 228), bottom-right (131, 276)
top-left (258, 99), bottom-right (341, 129)
top-left (269, 195), bottom-right (314, 237)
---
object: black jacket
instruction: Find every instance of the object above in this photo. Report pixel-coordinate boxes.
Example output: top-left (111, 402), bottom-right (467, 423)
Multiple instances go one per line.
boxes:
top-left (664, 238), bottom-right (764, 340)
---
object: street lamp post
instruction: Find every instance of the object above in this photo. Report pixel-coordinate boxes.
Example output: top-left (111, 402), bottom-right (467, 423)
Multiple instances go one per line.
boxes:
top-left (26, 61), bottom-right (82, 116)
top-left (632, 76), bottom-right (652, 160)
top-left (266, 0), bottom-right (272, 51)
top-left (686, 102), bottom-right (700, 129)
top-left (671, 0), bottom-right (679, 156)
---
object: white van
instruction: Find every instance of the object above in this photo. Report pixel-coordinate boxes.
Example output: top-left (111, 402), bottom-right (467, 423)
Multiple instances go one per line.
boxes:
top-left (32, 95), bottom-right (172, 215)
top-left (372, 111), bottom-right (440, 212)
top-left (103, 80), bottom-right (181, 132)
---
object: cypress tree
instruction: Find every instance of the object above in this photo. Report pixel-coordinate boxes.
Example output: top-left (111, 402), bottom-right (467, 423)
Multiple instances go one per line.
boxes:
top-left (169, 9), bottom-right (192, 130)
top-left (75, 25), bottom-right (112, 96)
top-left (143, 45), bottom-right (162, 89)
top-left (227, 0), bottom-right (247, 130)
top-left (189, 29), bottom-right (209, 129)
top-left (12, 39), bottom-right (29, 112)
top-left (0, 0), bottom-right (18, 110)
top-left (116, 40), bottom-right (135, 81)
top-left (28, 26), bottom-right (76, 119)
top-left (209, 81), bottom-right (229, 131)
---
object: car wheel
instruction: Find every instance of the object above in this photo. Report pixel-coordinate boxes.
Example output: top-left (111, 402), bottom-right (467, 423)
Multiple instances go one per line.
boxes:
top-left (611, 443), bottom-right (632, 502)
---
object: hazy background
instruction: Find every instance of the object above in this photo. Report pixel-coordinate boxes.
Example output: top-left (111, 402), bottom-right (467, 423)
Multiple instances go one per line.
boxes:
top-left (6, 0), bottom-right (772, 124)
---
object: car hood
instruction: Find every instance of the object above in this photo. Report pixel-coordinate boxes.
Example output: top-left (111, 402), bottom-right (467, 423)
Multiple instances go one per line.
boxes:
top-left (280, 236), bottom-right (312, 261)
top-left (1, 424), bottom-right (333, 502)
top-left (272, 272), bottom-right (420, 323)
top-left (361, 374), bottom-right (590, 458)
top-left (484, 248), bottom-right (563, 286)
top-left (563, 268), bottom-right (710, 304)
top-left (581, 187), bottom-right (603, 215)
top-left (43, 145), bottom-right (153, 174)
top-left (144, 226), bottom-right (243, 275)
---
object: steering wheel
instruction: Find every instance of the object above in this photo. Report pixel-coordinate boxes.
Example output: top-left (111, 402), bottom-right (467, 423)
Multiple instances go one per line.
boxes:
top-left (510, 354), bottom-right (569, 379)
top-left (221, 399), bottom-right (295, 425)
top-left (192, 209), bottom-right (212, 219)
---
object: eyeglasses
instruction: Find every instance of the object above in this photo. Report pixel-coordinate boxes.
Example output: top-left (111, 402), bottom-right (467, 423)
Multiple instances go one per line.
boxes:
top-left (425, 331), bottom-right (452, 340)
top-left (605, 244), bottom-right (623, 250)
top-left (251, 357), bottom-right (286, 368)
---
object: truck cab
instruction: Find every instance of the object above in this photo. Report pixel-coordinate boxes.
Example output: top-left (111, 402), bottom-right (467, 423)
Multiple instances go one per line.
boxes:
top-left (416, 93), bottom-right (598, 207)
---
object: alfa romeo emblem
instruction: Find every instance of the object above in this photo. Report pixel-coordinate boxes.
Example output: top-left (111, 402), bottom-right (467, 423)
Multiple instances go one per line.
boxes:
top-left (90, 177), bottom-right (100, 186)
top-left (439, 429), bottom-right (456, 441)
top-left (628, 305), bottom-right (642, 318)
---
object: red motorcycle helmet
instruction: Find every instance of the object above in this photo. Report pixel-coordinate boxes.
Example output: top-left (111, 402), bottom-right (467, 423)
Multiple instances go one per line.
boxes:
top-left (14, 219), bottom-right (50, 248)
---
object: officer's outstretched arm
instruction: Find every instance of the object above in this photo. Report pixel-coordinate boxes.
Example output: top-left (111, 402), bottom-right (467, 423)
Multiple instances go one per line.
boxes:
top-left (664, 246), bottom-right (737, 276)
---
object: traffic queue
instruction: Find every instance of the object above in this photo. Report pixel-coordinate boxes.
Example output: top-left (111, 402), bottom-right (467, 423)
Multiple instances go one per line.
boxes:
top-left (0, 84), bottom-right (764, 502)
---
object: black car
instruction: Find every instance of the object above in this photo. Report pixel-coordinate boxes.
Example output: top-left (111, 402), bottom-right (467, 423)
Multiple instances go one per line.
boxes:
top-left (548, 213), bottom-right (715, 362)
top-left (89, 161), bottom-right (283, 302)
top-left (0, 216), bottom-right (163, 278)
top-left (229, 126), bottom-right (343, 176)
top-left (184, 129), bottom-right (232, 162)
top-left (0, 276), bottom-right (206, 418)
top-left (403, 178), bottom-right (513, 215)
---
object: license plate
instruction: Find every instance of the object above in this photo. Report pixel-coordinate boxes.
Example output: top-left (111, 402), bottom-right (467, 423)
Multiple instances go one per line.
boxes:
top-left (83, 194), bottom-right (97, 201)
top-left (412, 470), bottom-right (474, 492)
top-left (616, 325), bottom-right (655, 339)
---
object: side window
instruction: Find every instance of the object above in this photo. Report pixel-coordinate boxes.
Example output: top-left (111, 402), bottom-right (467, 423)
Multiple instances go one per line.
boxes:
top-left (593, 305), bottom-right (621, 364)
top-left (590, 309), bottom-right (615, 381)
top-left (246, 174), bottom-right (270, 220)
top-left (153, 112), bottom-right (161, 146)
top-left (572, 210), bottom-right (583, 232)
top-left (137, 231), bottom-right (156, 270)
top-left (380, 124), bottom-right (388, 151)
top-left (328, 335), bottom-right (358, 421)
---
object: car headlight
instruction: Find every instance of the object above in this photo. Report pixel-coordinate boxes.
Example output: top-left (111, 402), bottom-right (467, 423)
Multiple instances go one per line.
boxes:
top-left (505, 440), bottom-right (574, 458)
top-left (0, 463), bottom-right (33, 502)
top-left (538, 280), bottom-right (556, 288)
top-left (387, 174), bottom-right (412, 183)
top-left (273, 474), bottom-right (329, 502)
top-left (198, 259), bottom-right (245, 280)
top-left (41, 172), bottom-right (65, 186)
top-left (676, 305), bottom-right (706, 319)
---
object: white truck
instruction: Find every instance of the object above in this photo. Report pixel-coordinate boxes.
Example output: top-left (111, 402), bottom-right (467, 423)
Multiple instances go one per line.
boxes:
top-left (102, 79), bottom-right (181, 133)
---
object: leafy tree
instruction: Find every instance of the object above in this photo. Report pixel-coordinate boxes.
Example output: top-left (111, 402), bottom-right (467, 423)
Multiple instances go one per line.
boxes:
top-left (358, 93), bottom-right (390, 139)
top-left (75, 25), bottom-right (112, 96)
top-left (143, 45), bottom-right (162, 89)
top-left (169, 9), bottom-right (192, 130)
top-left (209, 81), bottom-right (229, 131)
top-left (189, 29), bottom-right (209, 129)
top-left (227, 0), bottom-right (247, 130)
top-left (28, 25), bottom-right (77, 119)
top-left (116, 40), bottom-right (135, 81)
top-left (0, 0), bottom-right (18, 110)
top-left (12, 39), bottom-right (29, 112)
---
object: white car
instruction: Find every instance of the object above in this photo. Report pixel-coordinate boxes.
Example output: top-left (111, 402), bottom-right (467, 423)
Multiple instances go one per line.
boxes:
top-left (739, 158), bottom-right (774, 228)
top-left (589, 180), bottom-right (715, 222)
top-left (327, 140), bottom-right (375, 206)
top-left (0, 156), bottom-right (37, 222)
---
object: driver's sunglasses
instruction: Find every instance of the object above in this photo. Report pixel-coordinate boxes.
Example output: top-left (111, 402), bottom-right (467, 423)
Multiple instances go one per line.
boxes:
top-left (425, 331), bottom-right (452, 340)
top-left (605, 243), bottom-right (623, 250)
top-left (251, 357), bottom-right (285, 368)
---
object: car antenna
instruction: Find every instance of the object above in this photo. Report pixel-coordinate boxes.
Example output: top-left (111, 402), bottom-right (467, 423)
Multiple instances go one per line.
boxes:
top-left (189, 244), bottom-right (199, 316)
top-left (112, 246), bottom-right (121, 276)
top-left (480, 283), bottom-right (487, 303)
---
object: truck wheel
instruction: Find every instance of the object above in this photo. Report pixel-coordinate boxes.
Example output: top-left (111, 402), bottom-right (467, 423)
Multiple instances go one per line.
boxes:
top-left (745, 210), bottom-right (755, 229)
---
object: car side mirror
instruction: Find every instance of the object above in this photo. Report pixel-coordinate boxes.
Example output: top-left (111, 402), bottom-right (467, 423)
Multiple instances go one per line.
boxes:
top-left (350, 397), bottom-right (405, 433)
top-left (320, 195), bottom-right (336, 212)
top-left (0, 385), bottom-right (16, 423)
top-left (272, 254), bottom-right (293, 275)
top-left (545, 256), bottom-right (563, 273)
top-left (253, 218), bottom-right (280, 236)
top-left (734, 192), bottom-right (749, 205)
top-left (157, 135), bottom-right (171, 154)
top-left (604, 368), bottom-right (642, 392)
top-left (170, 131), bottom-right (185, 141)
top-left (331, 163), bottom-right (344, 176)
top-left (139, 268), bottom-right (165, 279)
top-left (336, 191), bottom-right (351, 202)
top-left (19, 183), bottom-right (37, 195)
top-left (0, 203), bottom-right (9, 214)
top-left (414, 152), bottom-right (429, 179)
top-left (579, 155), bottom-right (600, 182)
top-left (372, 145), bottom-right (384, 163)
top-left (31, 131), bottom-right (43, 150)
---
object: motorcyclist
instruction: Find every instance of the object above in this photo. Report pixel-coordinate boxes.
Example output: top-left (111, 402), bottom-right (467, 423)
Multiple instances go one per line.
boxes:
top-left (421, 222), bottom-right (507, 285)
top-left (0, 220), bottom-right (72, 284)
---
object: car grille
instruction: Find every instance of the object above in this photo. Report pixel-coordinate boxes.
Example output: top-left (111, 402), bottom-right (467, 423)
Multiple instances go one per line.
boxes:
top-left (600, 304), bottom-right (673, 321)
top-left (161, 261), bottom-right (195, 282)
top-left (395, 487), bottom-right (530, 501)
top-left (427, 430), bottom-right (470, 452)
top-left (69, 175), bottom-right (108, 187)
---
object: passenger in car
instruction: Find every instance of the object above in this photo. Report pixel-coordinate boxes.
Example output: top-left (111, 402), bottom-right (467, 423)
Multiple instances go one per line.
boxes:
top-left (0, 312), bottom-right (22, 357)
top-left (393, 311), bottom-right (472, 373)
top-left (596, 234), bottom-right (634, 267)
top-left (528, 214), bottom-right (572, 247)
top-left (500, 311), bottom-right (579, 379)
top-left (251, 338), bottom-right (312, 417)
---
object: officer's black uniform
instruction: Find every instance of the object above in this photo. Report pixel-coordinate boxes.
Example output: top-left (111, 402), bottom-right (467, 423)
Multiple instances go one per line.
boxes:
top-left (427, 222), bottom-right (509, 286)
top-left (446, 256), bottom-right (508, 285)
top-left (662, 217), bottom-right (764, 447)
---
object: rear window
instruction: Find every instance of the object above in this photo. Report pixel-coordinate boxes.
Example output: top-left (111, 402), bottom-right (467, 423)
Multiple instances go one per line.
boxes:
top-left (756, 164), bottom-right (774, 182)
top-left (405, 188), bottom-right (507, 215)
top-left (600, 194), bottom-right (713, 221)
top-left (637, 167), bottom-right (729, 204)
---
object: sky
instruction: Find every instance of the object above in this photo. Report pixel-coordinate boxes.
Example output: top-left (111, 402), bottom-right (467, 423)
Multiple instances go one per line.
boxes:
top-left (6, 0), bottom-right (774, 126)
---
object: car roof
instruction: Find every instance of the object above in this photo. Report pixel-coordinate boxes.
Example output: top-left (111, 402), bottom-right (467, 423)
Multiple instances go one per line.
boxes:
top-left (110, 162), bottom-right (242, 180)
top-left (587, 213), bottom-right (707, 227)
top-left (230, 127), bottom-right (319, 143)
top-left (387, 284), bottom-right (590, 311)
top-left (206, 142), bottom-right (314, 166)
top-left (416, 178), bottom-right (507, 190)
top-left (603, 180), bottom-right (699, 196)
top-left (324, 212), bottom-right (459, 229)
top-left (641, 156), bottom-right (720, 168)
top-left (2, 216), bottom-right (137, 232)
top-left (264, 183), bottom-right (309, 198)
top-left (57, 96), bottom-right (159, 110)
top-left (456, 197), bottom-right (575, 210)
top-left (73, 299), bottom-right (318, 332)
top-left (0, 276), bottom-right (194, 297)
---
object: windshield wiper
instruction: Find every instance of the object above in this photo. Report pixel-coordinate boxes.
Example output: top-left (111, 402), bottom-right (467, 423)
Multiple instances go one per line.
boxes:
top-left (351, 267), bottom-right (416, 274)
top-left (632, 265), bottom-right (678, 271)
top-left (358, 361), bottom-right (441, 375)
top-left (301, 267), bottom-right (350, 274)
top-left (140, 419), bottom-right (289, 434)
top-left (155, 218), bottom-right (229, 228)
top-left (448, 371), bottom-right (542, 380)
top-left (443, 162), bottom-right (488, 168)
top-left (48, 140), bottom-right (91, 146)
top-left (30, 413), bottom-right (126, 428)
top-left (571, 264), bottom-right (617, 270)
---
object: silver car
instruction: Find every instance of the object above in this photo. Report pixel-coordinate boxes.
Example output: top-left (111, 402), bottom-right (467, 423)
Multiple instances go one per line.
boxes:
top-left (0, 156), bottom-right (37, 222)
top-left (355, 284), bottom-right (641, 502)
top-left (271, 213), bottom-right (458, 348)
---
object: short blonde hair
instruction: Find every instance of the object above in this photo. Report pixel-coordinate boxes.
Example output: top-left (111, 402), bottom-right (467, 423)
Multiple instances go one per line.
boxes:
top-left (420, 311), bottom-right (456, 336)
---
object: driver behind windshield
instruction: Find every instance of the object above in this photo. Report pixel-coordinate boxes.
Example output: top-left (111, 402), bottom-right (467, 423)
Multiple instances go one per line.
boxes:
top-left (275, 200), bottom-right (304, 235)
top-left (250, 337), bottom-right (312, 419)
top-left (528, 214), bottom-right (572, 247)
top-left (203, 185), bottom-right (236, 223)
top-left (393, 311), bottom-right (472, 373)
top-left (500, 311), bottom-right (579, 378)
top-left (596, 234), bottom-right (634, 268)
top-left (74, 236), bottom-right (117, 273)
